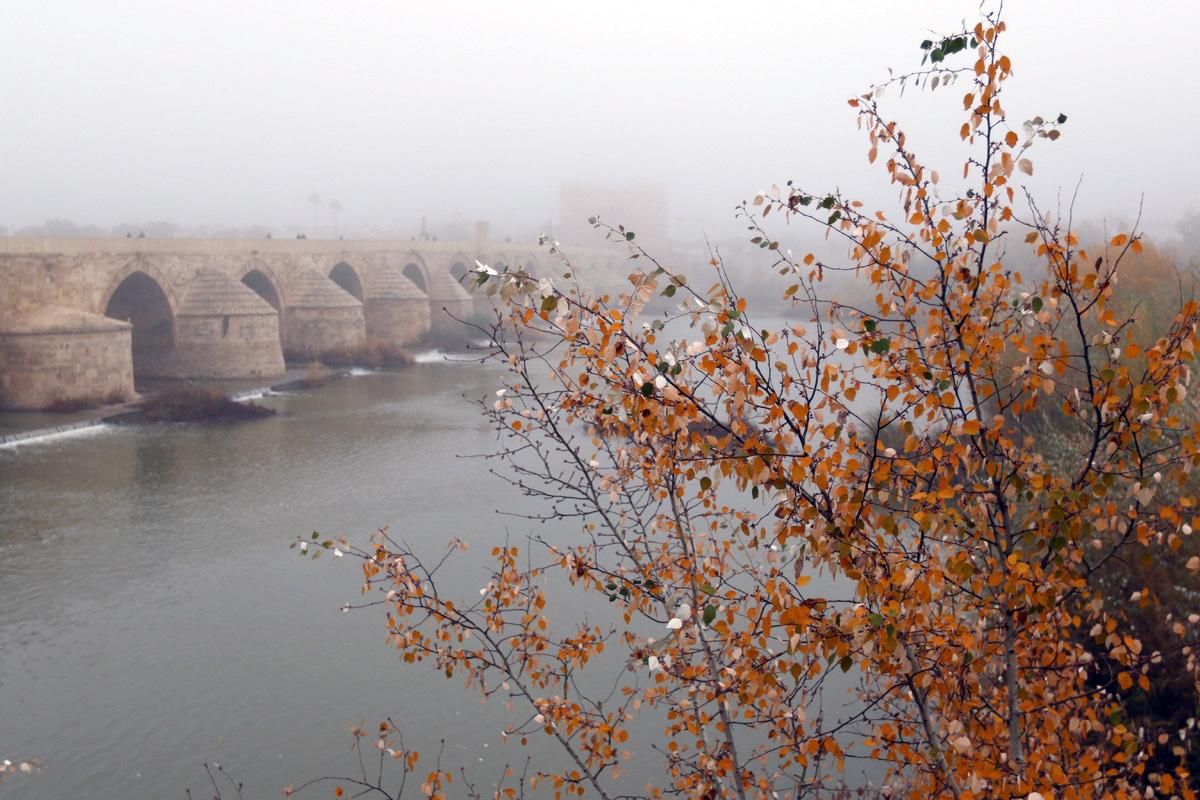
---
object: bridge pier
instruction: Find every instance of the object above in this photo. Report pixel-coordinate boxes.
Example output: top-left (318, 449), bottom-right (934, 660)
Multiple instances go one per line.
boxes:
top-left (363, 265), bottom-right (430, 345)
top-left (0, 307), bottom-right (134, 410)
top-left (167, 269), bottom-right (285, 379)
top-left (426, 263), bottom-right (477, 341)
top-left (281, 269), bottom-right (366, 361)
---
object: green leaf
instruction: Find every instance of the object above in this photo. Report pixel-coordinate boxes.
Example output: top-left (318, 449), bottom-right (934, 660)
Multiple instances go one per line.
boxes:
top-left (662, 284), bottom-right (677, 297)
top-left (919, 39), bottom-right (933, 50)
top-left (819, 196), bottom-right (835, 210)
top-left (839, 655), bottom-right (854, 673)
top-left (863, 319), bottom-right (876, 332)
top-left (868, 613), bottom-right (885, 627)
top-left (869, 338), bottom-right (891, 355)
top-left (625, 231), bottom-right (635, 241)
top-left (541, 295), bottom-right (558, 313)
top-left (828, 211), bottom-right (841, 224)
top-left (699, 476), bottom-right (712, 491)
top-left (1031, 296), bottom-right (1043, 312)
top-left (640, 382), bottom-right (654, 397)
top-left (700, 583), bottom-right (717, 595)
top-left (703, 604), bottom-right (717, 626)
top-left (1057, 113), bottom-right (1068, 124)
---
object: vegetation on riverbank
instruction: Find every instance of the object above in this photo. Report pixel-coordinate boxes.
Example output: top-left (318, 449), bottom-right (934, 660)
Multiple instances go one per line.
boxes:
top-left (318, 337), bottom-right (414, 369)
top-left (313, 9), bottom-right (1200, 799)
top-left (297, 362), bottom-right (337, 387)
top-left (139, 386), bottom-right (274, 422)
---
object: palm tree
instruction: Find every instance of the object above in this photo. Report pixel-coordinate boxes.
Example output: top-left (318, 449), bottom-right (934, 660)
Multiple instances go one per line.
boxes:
top-left (329, 199), bottom-right (343, 237)
top-left (307, 192), bottom-right (321, 236)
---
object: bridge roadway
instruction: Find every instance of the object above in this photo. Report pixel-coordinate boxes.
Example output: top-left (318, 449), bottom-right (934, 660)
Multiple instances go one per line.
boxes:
top-left (0, 235), bottom-right (590, 410)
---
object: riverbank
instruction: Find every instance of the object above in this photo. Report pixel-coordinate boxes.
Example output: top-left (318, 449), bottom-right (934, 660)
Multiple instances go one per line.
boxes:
top-left (1, 367), bottom-right (362, 447)
top-left (0, 359), bottom-right (535, 800)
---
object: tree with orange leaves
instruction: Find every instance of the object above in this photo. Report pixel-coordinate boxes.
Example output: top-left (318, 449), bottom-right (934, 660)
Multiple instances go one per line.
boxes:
top-left (319, 7), bottom-right (1200, 799)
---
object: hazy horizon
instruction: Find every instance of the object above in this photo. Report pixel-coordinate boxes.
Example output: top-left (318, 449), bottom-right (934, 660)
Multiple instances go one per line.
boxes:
top-left (3, 1), bottom-right (1197, 243)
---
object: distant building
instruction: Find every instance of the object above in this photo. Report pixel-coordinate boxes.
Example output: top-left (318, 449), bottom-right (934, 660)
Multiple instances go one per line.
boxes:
top-left (558, 183), bottom-right (668, 253)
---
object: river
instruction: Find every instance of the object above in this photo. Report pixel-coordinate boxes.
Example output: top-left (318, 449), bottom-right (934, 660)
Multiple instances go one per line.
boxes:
top-left (0, 355), bottom-right (587, 799)
top-left (0, 342), bottom-right (871, 799)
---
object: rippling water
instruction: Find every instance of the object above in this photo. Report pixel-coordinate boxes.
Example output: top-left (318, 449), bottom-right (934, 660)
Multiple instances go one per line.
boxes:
top-left (1, 349), bottom-right (871, 799)
top-left (0, 358), bottom-right (579, 799)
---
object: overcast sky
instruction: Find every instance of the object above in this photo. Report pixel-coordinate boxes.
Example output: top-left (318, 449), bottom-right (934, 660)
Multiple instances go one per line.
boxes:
top-left (1, 1), bottom-right (1196, 240)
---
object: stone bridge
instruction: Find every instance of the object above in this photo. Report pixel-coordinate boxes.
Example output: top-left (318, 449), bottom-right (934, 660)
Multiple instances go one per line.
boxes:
top-left (0, 236), bottom-right (587, 410)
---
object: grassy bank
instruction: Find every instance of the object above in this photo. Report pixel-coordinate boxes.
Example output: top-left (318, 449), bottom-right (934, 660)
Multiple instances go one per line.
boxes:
top-left (140, 387), bottom-right (275, 422)
top-left (318, 338), bottom-right (415, 369)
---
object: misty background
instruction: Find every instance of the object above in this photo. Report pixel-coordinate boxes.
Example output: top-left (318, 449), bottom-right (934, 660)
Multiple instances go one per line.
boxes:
top-left (2, 1), bottom-right (1197, 248)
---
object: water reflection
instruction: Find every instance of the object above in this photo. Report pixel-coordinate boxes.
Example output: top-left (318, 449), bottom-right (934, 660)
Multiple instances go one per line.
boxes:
top-left (0, 361), bottom-right (548, 800)
top-left (0, 354), bottom-right (874, 799)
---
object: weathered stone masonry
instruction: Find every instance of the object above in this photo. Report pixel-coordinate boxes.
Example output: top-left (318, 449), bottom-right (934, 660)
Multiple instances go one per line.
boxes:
top-left (0, 236), bottom-right (551, 410)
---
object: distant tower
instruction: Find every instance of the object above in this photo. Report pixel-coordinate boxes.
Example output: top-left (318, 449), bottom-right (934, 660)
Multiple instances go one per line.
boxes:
top-left (418, 217), bottom-right (430, 241)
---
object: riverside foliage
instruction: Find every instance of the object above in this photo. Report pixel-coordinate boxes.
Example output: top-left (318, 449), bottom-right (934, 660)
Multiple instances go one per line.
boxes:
top-left (321, 9), bottom-right (1200, 799)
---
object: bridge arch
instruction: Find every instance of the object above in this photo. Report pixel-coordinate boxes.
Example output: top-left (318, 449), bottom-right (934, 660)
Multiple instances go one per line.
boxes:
top-left (237, 259), bottom-right (285, 312)
top-left (100, 258), bottom-right (178, 317)
top-left (329, 261), bottom-right (365, 301)
top-left (101, 260), bottom-right (176, 378)
top-left (400, 252), bottom-right (432, 295)
top-left (447, 252), bottom-right (473, 282)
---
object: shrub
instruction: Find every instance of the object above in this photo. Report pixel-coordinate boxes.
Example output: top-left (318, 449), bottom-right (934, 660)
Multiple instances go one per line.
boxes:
top-left (140, 386), bottom-right (274, 422)
top-left (318, 337), bottom-right (414, 369)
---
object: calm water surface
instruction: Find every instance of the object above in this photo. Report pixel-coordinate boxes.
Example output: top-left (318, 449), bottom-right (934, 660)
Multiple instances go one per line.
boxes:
top-left (0, 358), bottom-right (572, 799)
top-left (0, 352), bottom-right (870, 799)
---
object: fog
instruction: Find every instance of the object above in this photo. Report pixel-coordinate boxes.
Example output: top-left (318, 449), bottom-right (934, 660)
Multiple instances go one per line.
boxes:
top-left (1, 1), bottom-right (1197, 244)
